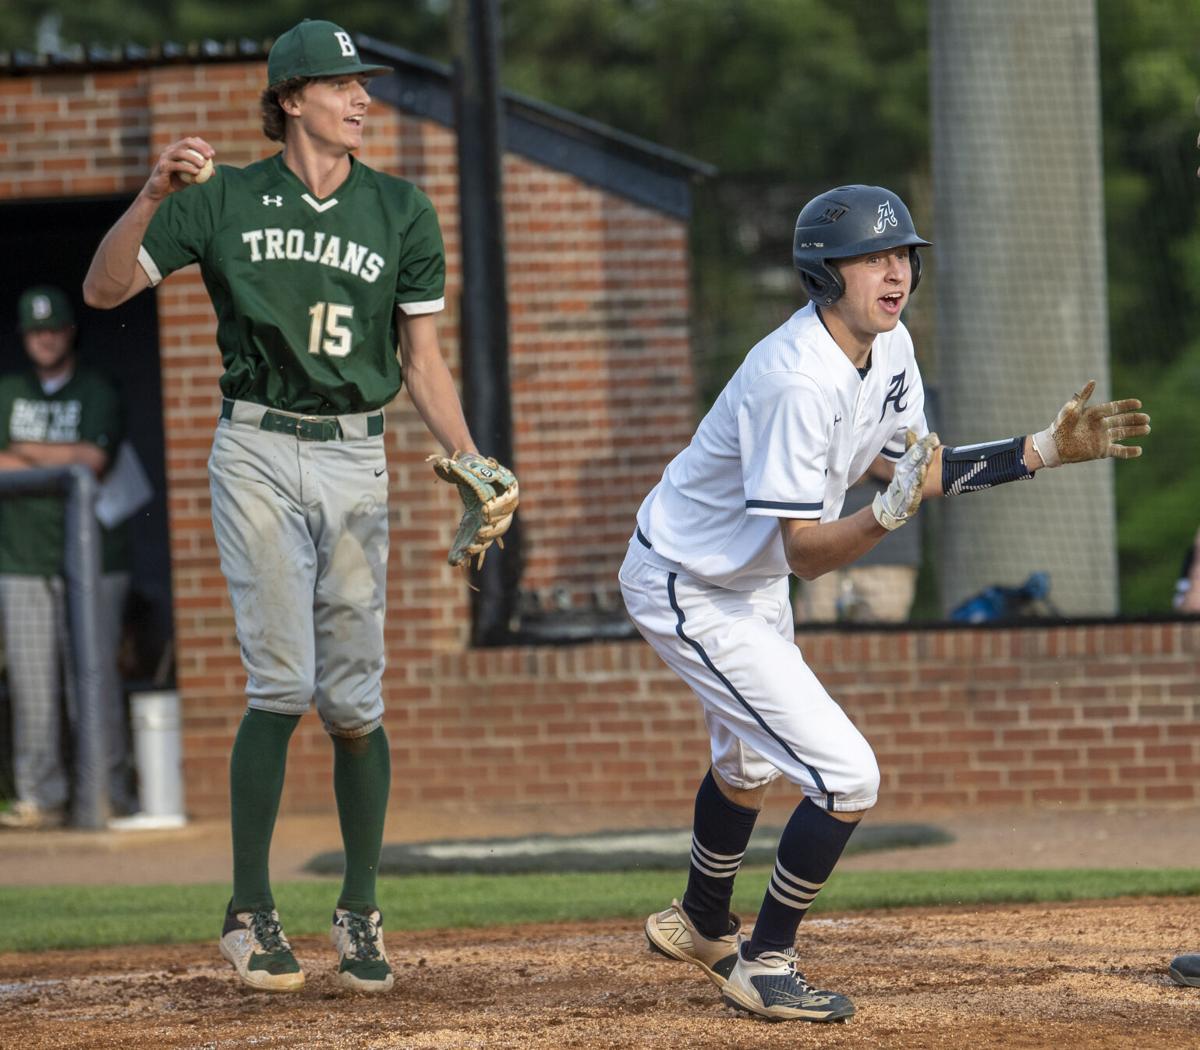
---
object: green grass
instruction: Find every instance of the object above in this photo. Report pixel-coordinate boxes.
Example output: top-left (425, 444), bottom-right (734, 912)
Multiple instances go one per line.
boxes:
top-left (6, 867), bottom-right (1200, 953)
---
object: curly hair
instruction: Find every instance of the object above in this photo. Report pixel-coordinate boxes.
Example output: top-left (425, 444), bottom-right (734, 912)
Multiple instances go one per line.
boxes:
top-left (260, 77), bottom-right (309, 142)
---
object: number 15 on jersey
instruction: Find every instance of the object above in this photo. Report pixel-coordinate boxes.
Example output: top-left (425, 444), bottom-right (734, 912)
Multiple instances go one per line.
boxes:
top-left (308, 301), bottom-right (354, 357)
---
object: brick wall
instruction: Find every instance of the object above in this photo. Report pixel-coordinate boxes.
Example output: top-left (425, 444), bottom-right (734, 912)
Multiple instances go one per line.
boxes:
top-left (802, 621), bottom-right (1200, 809)
top-left (7, 65), bottom-right (1195, 824)
top-left (378, 619), bottom-right (1200, 818)
top-left (0, 70), bottom-right (151, 198)
top-left (226, 618), bottom-right (1200, 820)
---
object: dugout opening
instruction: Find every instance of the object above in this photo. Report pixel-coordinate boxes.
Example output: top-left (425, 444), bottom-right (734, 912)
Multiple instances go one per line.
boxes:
top-left (0, 194), bottom-right (175, 693)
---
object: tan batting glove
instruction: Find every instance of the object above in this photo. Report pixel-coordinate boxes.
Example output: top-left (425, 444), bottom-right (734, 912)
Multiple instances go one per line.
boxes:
top-left (1030, 380), bottom-right (1150, 468)
top-left (872, 430), bottom-right (940, 531)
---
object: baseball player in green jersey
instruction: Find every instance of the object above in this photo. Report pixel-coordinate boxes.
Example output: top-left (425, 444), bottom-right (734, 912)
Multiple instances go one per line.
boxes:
top-left (0, 286), bottom-right (133, 831)
top-left (84, 19), bottom-right (514, 993)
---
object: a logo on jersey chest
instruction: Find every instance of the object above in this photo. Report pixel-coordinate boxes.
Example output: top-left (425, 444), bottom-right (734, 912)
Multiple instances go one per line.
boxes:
top-left (262, 195), bottom-right (283, 207)
top-left (10, 398), bottom-right (83, 443)
top-left (880, 370), bottom-right (910, 421)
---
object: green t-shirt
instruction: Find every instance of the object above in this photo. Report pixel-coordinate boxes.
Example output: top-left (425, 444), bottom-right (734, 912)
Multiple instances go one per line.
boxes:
top-left (139, 152), bottom-right (446, 415)
top-left (0, 366), bottom-right (130, 576)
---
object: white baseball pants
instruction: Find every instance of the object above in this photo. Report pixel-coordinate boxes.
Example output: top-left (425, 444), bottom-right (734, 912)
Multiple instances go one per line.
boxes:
top-left (619, 537), bottom-right (879, 811)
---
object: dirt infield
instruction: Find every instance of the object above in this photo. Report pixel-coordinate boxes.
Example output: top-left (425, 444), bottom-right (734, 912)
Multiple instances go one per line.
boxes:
top-left (2, 897), bottom-right (1198, 1050)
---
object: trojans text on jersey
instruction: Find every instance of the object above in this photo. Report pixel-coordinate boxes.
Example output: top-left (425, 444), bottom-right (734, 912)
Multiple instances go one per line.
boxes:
top-left (240, 228), bottom-right (385, 283)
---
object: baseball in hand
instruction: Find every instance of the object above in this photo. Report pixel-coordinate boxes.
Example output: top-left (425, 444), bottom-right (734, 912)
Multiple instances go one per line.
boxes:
top-left (178, 148), bottom-right (214, 185)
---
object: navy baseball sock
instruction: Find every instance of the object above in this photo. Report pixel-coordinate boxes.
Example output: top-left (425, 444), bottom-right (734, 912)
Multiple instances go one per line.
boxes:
top-left (681, 770), bottom-right (760, 939)
top-left (333, 726), bottom-right (391, 914)
top-left (229, 708), bottom-right (301, 912)
top-left (745, 797), bottom-right (859, 958)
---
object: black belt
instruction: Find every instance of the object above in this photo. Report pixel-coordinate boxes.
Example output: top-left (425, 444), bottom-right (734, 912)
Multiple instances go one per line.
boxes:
top-left (220, 399), bottom-right (384, 441)
top-left (636, 525), bottom-right (652, 549)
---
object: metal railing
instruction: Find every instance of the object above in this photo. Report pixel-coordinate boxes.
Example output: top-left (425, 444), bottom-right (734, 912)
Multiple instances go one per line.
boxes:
top-left (0, 465), bottom-right (107, 828)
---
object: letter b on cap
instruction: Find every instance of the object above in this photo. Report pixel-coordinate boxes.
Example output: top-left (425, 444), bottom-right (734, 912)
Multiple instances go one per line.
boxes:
top-left (335, 31), bottom-right (356, 57)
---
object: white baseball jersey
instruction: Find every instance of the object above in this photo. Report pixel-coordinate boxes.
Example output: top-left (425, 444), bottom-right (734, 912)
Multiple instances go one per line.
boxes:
top-left (635, 302), bottom-right (928, 590)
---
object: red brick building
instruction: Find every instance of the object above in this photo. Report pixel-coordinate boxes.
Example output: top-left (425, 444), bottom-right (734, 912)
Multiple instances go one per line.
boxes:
top-left (0, 40), bottom-right (1197, 825)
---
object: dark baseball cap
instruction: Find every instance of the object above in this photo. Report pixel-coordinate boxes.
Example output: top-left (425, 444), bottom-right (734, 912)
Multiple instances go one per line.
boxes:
top-left (267, 19), bottom-right (392, 87)
top-left (18, 285), bottom-right (74, 332)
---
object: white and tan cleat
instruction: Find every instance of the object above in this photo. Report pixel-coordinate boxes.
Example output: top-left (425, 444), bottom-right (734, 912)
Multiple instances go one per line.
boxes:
top-left (644, 899), bottom-right (741, 990)
top-left (219, 903), bottom-right (305, 992)
top-left (331, 907), bottom-right (394, 993)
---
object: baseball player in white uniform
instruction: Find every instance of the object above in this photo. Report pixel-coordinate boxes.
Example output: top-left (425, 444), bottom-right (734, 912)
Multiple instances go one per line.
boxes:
top-left (623, 184), bottom-right (1150, 1022)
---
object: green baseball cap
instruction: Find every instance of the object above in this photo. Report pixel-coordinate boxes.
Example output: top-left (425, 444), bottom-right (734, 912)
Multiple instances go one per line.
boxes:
top-left (18, 285), bottom-right (74, 332)
top-left (267, 19), bottom-right (392, 87)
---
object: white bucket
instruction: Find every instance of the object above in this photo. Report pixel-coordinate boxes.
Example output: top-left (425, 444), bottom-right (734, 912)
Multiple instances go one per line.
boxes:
top-left (127, 690), bottom-right (186, 824)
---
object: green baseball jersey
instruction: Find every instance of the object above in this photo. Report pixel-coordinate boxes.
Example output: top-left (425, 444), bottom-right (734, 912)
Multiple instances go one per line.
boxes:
top-left (0, 366), bottom-right (130, 576)
top-left (139, 152), bottom-right (446, 414)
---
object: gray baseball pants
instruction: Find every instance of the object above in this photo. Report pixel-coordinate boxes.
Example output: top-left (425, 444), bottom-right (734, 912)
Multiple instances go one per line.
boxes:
top-left (207, 401), bottom-right (390, 737)
top-left (0, 571), bottom-right (131, 812)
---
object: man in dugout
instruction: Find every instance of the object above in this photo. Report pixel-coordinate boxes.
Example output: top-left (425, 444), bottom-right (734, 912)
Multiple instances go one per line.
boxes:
top-left (0, 285), bottom-right (133, 830)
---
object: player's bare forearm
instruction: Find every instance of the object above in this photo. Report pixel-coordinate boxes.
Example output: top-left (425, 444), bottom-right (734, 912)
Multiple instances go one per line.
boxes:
top-left (398, 313), bottom-right (477, 455)
top-left (780, 510), bottom-right (888, 581)
top-left (0, 449), bottom-right (31, 471)
top-left (407, 362), bottom-right (475, 455)
top-left (83, 193), bottom-right (159, 308)
top-left (85, 136), bottom-right (214, 308)
top-left (9, 442), bottom-right (109, 477)
top-left (921, 445), bottom-right (944, 498)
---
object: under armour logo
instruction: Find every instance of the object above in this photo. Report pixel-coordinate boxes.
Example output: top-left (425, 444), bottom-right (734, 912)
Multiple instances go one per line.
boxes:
top-left (334, 31), bottom-right (357, 57)
top-left (880, 370), bottom-right (910, 420)
top-left (874, 201), bottom-right (898, 235)
top-left (262, 195), bottom-right (283, 207)
top-left (833, 414), bottom-right (842, 425)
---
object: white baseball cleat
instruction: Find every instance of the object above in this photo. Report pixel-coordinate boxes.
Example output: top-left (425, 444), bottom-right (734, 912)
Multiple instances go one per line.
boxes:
top-left (331, 907), bottom-right (394, 993)
top-left (219, 903), bottom-right (305, 992)
top-left (644, 899), bottom-right (741, 990)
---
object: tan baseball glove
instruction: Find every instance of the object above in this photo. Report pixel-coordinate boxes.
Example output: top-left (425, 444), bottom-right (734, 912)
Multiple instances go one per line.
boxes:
top-left (428, 451), bottom-right (519, 568)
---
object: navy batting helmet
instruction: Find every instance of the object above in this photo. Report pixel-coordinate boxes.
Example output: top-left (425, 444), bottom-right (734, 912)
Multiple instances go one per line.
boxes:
top-left (792, 185), bottom-right (931, 306)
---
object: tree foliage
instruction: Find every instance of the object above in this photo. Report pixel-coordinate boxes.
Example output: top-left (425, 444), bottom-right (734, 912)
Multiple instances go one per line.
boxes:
top-left (0, 1), bottom-right (448, 56)
top-left (1096, 0), bottom-right (1200, 611)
